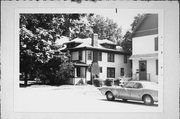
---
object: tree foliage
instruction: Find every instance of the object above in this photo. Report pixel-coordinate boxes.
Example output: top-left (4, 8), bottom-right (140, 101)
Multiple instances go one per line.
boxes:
top-left (88, 15), bottom-right (123, 42)
top-left (121, 14), bottom-right (144, 54)
top-left (20, 14), bottom-right (79, 86)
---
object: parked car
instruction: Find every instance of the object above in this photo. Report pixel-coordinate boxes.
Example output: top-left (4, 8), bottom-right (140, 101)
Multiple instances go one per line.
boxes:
top-left (99, 81), bottom-right (158, 105)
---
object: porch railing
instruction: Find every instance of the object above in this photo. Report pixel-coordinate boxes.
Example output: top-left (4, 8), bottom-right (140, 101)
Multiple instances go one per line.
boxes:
top-left (132, 73), bottom-right (150, 81)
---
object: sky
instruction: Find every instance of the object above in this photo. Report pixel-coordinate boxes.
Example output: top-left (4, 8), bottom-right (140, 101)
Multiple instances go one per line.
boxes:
top-left (61, 8), bottom-right (149, 35)
top-left (95, 9), bottom-right (146, 35)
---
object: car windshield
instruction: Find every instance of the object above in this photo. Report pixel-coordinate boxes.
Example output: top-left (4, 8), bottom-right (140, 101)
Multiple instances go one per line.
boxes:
top-left (123, 82), bottom-right (135, 88)
top-left (123, 82), bottom-right (143, 88)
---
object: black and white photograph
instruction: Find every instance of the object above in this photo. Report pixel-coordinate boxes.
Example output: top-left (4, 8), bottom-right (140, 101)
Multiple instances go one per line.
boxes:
top-left (14, 8), bottom-right (163, 112)
top-left (1, 1), bottom-right (179, 119)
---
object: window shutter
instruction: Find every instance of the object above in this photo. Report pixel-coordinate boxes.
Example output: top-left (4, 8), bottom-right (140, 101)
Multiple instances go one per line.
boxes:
top-left (155, 37), bottom-right (158, 51)
top-left (156, 59), bottom-right (158, 75)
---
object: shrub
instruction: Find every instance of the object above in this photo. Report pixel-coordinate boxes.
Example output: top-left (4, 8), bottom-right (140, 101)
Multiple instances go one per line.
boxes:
top-left (87, 80), bottom-right (92, 85)
top-left (105, 79), bottom-right (113, 86)
top-left (76, 79), bottom-right (84, 85)
top-left (93, 78), bottom-right (103, 87)
top-left (114, 79), bottom-right (120, 86)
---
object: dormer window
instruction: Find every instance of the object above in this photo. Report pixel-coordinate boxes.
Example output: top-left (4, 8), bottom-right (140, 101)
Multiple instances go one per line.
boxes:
top-left (101, 43), bottom-right (116, 49)
top-left (67, 42), bottom-right (81, 48)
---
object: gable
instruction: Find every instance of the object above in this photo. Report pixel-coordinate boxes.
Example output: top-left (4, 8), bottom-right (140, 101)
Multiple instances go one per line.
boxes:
top-left (133, 14), bottom-right (158, 38)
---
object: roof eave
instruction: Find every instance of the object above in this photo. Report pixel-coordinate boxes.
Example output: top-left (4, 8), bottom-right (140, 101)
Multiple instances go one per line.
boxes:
top-left (61, 47), bottom-right (130, 55)
top-left (129, 14), bottom-right (147, 39)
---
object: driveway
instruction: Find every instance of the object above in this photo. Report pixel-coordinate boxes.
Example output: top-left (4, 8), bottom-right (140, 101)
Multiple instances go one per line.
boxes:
top-left (14, 84), bottom-right (159, 112)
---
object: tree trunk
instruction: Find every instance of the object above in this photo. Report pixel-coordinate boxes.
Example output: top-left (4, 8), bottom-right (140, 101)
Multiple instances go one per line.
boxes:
top-left (24, 72), bottom-right (28, 86)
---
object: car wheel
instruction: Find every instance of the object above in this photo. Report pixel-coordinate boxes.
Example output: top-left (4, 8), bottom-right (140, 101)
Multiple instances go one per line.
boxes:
top-left (122, 99), bottom-right (127, 102)
top-left (143, 95), bottom-right (154, 105)
top-left (106, 92), bottom-right (115, 101)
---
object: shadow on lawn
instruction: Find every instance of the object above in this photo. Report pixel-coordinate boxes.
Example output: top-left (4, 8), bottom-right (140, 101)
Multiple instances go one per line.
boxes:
top-left (19, 83), bottom-right (69, 88)
top-left (19, 83), bottom-right (47, 87)
top-left (99, 99), bottom-right (158, 107)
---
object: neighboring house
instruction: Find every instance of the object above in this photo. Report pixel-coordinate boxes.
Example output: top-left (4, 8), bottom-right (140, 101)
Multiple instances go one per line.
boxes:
top-left (62, 34), bottom-right (131, 85)
top-left (129, 14), bottom-right (158, 83)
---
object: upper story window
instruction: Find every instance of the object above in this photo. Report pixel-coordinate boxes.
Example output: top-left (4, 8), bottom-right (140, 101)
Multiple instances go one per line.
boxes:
top-left (120, 68), bottom-right (124, 76)
top-left (154, 37), bottom-right (158, 51)
top-left (124, 55), bottom-right (128, 63)
top-left (107, 67), bottom-right (115, 78)
top-left (99, 67), bottom-right (102, 73)
top-left (98, 52), bottom-right (102, 61)
top-left (79, 51), bottom-right (82, 60)
top-left (107, 53), bottom-right (114, 62)
top-left (87, 51), bottom-right (92, 60)
top-left (76, 67), bottom-right (80, 77)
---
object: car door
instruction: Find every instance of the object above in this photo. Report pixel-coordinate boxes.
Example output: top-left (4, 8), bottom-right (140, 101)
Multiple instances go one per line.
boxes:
top-left (116, 82), bottom-right (133, 99)
top-left (128, 82), bottom-right (143, 101)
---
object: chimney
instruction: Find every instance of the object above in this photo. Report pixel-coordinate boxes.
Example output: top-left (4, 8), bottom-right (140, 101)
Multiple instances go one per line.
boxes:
top-left (92, 34), bottom-right (98, 47)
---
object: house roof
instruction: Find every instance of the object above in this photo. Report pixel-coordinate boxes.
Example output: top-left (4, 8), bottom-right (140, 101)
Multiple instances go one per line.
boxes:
top-left (55, 36), bottom-right (69, 46)
top-left (63, 38), bottom-right (116, 45)
top-left (129, 53), bottom-right (158, 60)
top-left (130, 14), bottom-right (158, 38)
top-left (74, 63), bottom-right (89, 67)
top-left (62, 37), bottom-right (128, 54)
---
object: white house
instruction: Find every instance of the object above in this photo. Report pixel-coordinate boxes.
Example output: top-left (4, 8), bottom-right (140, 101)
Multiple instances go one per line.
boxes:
top-left (62, 34), bottom-right (131, 84)
top-left (129, 14), bottom-right (158, 83)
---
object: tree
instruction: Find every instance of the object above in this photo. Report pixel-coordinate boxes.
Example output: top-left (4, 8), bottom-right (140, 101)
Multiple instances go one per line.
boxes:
top-left (121, 14), bottom-right (144, 54)
top-left (121, 31), bottom-right (132, 54)
top-left (19, 14), bottom-right (80, 86)
top-left (68, 14), bottom-right (123, 42)
top-left (88, 15), bottom-right (123, 42)
top-left (130, 14), bottom-right (145, 31)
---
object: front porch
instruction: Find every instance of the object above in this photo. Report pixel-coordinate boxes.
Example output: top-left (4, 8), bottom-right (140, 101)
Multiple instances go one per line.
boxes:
top-left (68, 63), bottom-right (90, 85)
top-left (132, 73), bottom-right (151, 81)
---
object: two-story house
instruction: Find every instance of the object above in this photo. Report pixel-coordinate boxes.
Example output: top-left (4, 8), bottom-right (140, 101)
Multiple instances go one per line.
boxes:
top-left (62, 34), bottom-right (131, 85)
top-left (129, 14), bottom-right (158, 83)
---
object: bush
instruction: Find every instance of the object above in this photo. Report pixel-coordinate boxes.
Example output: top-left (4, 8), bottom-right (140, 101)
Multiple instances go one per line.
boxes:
top-left (105, 79), bottom-right (113, 86)
top-left (87, 80), bottom-right (92, 85)
top-left (114, 79), bottom-right (120, 86)
top-left (76, 79), bottom-right (84, 85)
top-left (93, 78), bottom-right (103, 87)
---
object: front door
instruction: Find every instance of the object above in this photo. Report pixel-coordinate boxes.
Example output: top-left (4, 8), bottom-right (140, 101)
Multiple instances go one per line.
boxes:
top-left (139, 60), bottom-right (147, 80)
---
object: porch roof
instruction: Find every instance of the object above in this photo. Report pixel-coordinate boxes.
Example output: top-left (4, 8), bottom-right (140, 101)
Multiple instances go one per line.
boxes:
top-left (129, 53), bottom-right (158, 60)
top-left (74, 63), bottom-right (89, 67)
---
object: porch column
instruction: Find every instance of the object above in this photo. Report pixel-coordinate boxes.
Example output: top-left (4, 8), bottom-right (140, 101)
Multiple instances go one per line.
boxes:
top-left (74, 67), bottom-right (77, 85)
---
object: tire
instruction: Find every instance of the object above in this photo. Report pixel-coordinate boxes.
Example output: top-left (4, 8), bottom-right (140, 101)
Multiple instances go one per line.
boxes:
top-left (143, 95), bottom-right (154, 105)
top-left (106, 92), bottom-right (115, 101)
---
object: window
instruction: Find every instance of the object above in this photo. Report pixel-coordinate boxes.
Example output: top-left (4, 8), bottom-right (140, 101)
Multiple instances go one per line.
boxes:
top-left (133, 83), bottom-right (143, 89)
top-left (79, 51), bottom-right (82, 60)
top-left (120, 68), bottom-right (124, 76)
top-left (154, 37), bottom-right (158, 51)
top-left (98, 52), bottom-right (102, 61)
top-left (124, 55), bottom-right (127, 63)
top-left (107, 53), bottom-right (114, 62)
top-left (77, 67), bottom-right (80, 77)
top-left (107, 67), bottom-right (115, 78)
top-left (99, 67), bottom-right (102, 73)
top-left (156, 59), bottom-right (158, 75)
top-left (87, 51), bottom-right (92, 60)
